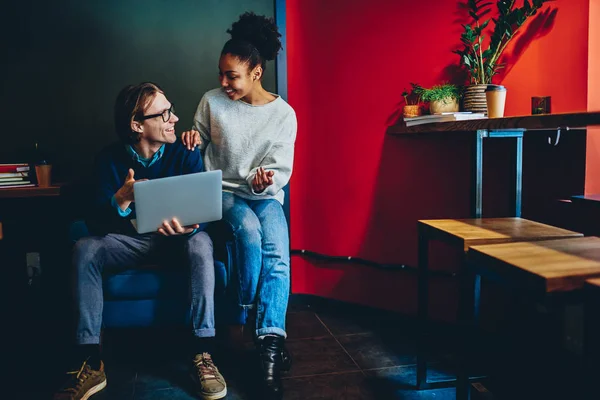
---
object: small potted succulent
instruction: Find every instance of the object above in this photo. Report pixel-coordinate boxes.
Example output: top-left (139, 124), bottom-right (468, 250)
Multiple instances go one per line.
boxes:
top-left (414, 83), bottom-right (461, 114)
top-left (401, 82), bottom-right (423, 118)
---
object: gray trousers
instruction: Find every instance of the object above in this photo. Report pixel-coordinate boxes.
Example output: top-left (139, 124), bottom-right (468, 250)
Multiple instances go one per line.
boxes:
top-left (73, 231), bottom-right (215, 345)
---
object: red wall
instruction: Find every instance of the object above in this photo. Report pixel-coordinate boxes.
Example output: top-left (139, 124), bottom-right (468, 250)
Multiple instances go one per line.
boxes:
top-left (287, 0), bottom-right (590, 319)
top-left (586, 0), bottom-right (600, 194)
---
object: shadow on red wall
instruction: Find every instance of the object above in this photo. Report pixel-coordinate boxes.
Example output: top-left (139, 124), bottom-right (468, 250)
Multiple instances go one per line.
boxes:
top-left (438, 3), bottom-right (558, 85)
top-left (496, 7), bottom-right (558, 83)
top-left (352, 131), bottom-right (472, 318)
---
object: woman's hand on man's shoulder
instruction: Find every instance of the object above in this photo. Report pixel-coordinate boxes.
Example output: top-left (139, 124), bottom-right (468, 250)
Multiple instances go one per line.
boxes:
top-left (181, 130), bottom-right (202, 151)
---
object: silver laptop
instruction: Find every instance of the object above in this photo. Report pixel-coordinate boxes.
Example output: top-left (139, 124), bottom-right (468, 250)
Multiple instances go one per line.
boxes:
top-left (132, 170), bottom-right (222, 234)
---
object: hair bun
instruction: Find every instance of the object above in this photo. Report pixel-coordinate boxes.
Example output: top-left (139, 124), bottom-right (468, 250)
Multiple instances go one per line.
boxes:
top-left (227, 12), bottom-right (282, 61)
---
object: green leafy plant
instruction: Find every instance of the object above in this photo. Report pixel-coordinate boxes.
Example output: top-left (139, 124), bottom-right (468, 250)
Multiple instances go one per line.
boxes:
top-left (414, 83), bottom-right (461, 104)
top-left (401, 82), bottom-right (423, 105)
top-left (454, 0), bottom-right (553, 84)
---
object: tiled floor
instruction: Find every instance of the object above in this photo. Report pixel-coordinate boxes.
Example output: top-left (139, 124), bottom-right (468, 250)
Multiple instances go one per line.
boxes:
top-left (12, 296), bottom-right (588, 399)
top-left (92, 305), bottom-right (457, 400)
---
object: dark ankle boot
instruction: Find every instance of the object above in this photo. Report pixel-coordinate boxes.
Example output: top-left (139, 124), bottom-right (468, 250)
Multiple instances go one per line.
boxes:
top-left (281, 344), bottom-right (292, 373)
top-left (257, 335), bottom-right (287, 399)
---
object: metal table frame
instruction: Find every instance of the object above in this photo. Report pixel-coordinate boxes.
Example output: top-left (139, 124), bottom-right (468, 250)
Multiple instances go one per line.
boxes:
top-left (471, 129), bottom-right (524, 218)
top-left (456, 254), bottom-right (592, 399)
top-left (416, 129), bottom-right (524, 390)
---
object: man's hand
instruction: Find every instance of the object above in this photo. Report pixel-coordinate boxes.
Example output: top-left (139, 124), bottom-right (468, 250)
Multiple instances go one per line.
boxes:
top-left (181, 130), bottom-right (202, 151)
top-left (114, 169), bottom-right (147, 211)
top-left (251, 167), bottom-right (275, 193)
top-left (158, 218), bottom-right (200, 236)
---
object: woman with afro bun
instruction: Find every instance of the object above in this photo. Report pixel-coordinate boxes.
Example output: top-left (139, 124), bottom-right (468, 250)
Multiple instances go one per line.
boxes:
top-left (182, 12), bottom-right (296, 400)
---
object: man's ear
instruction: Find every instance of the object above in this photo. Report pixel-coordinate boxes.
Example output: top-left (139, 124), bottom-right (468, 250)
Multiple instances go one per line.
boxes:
top-left (131, 120), bottom-right (143, 133)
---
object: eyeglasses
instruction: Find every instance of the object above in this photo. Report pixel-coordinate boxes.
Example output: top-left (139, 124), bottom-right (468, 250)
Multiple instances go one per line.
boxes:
top-left (140, 104), bottom-right (175, 123)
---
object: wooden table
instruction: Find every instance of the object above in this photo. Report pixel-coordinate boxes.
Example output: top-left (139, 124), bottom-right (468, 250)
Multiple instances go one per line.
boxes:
top-left (419, 218), bottom-right (582, 252)
top-left (468, 237), bottom-right (600, 295)
top-left (0, 183), bottom-right (65, 284)
top-left (571, 194), bottom-right (600, 205)
top-left (0, 184), bottom-right (62, 199)
top-left (570, 194), bottom-right (600, 221)
top-left (0, 184), bottom-right (63, 242)
top-left (387, 111), bottom-right (600, 136)
top-left (0, 184), bottom-right (64, 243)
top-left (417, 218), bottom-right (582, 391)
top-left (456, 236), bottom-right (600, 399)
top-left (388, 112), bottom-right (600, 218)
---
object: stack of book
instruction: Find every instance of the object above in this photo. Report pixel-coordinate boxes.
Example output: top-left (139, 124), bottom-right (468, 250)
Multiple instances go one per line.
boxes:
top-left (404, 112), bottom-right (486, 127)
top-left (0, 163), bottom-right (35, 188)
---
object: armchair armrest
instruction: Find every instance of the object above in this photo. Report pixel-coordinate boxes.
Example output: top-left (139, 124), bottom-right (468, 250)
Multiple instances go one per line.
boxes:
top-left (69, 220), bottom-right (91, 243)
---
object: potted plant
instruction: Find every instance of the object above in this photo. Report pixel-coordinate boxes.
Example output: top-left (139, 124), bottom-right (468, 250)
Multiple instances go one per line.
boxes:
top-left (414, 84), bottom-right (461, 114)
top-left (454, 0), bottom-right (553, 113)
top-left (401, 82), bottom-right (423, 118)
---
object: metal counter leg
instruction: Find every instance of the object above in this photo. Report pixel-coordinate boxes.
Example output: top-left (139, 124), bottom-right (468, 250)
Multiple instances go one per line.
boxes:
top-left (417, 232), bottom-right (429, 389)
top-left (456, 268), bottom-right (482, 400)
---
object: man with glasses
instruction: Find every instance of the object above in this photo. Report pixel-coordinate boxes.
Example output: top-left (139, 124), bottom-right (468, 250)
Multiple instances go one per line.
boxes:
top-left (53, 82), bottom-right (227, 400)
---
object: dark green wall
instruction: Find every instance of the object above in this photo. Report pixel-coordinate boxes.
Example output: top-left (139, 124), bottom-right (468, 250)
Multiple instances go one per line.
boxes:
top-left (1, 0), bottom-right (275, 181)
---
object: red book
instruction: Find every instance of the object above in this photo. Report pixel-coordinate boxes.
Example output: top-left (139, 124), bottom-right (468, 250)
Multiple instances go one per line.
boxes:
top-left (0, 163), bottom-right (30, 173)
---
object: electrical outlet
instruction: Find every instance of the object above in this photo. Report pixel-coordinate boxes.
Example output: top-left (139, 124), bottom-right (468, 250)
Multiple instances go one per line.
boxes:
top-left (26, 252), bottom-right (41, 278)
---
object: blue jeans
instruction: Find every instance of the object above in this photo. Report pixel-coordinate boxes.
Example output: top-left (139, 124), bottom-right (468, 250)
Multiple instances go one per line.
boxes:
top-left (73, 231), bottom-right (215, 344)
top-left (223, 192), bottom-right (290, 338)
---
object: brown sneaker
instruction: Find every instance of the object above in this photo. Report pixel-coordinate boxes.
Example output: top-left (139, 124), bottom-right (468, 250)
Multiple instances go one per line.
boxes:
top-left (190, 353), bottom-right (227, 400)
top-left (53, 360), bottom-right (107, 400)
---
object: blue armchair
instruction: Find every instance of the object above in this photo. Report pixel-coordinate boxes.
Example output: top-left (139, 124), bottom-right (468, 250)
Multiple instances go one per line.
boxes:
top-left (69, 219), bottom-right (241, 328)
top-left (68, 219), bottom-right (243, 328)
top-left (63, 179), bottom-right (245, 330)
top-left (63, 181), bottom-right (291, 331)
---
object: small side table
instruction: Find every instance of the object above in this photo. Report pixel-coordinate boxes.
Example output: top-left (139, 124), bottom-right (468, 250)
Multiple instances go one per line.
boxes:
top-left (0, 184), bottom-right (62, 199)
top-left (458, 237), bottom-right (600, 399)
top-left (571, 194), bottom-right (600, 206)
top-left (417, 218), bottom-right (582, 390)
top-left (0, 183), bottom-right (65, 287)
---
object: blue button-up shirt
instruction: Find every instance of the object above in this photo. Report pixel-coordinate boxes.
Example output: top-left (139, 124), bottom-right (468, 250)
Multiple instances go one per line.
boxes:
top-left (110, 144), bottom-right (198, 236)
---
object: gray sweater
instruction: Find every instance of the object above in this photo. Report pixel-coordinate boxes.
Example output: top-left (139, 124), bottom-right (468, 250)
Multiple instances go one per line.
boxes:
top-left (193, 88), bottom-right (297, 204)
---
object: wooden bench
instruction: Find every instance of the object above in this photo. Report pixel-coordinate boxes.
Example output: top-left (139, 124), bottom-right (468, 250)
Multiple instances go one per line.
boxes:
top-left (457, 237), bottom-right (600, 399)
top-left (417, 218), bottom-right (582, 390)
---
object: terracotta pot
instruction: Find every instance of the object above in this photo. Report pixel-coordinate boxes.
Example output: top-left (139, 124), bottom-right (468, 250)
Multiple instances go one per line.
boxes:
top-left (430, 97), bottom-right (459, 114)
top-left (463, 84), bottom-right (489, 114)
top-left (403, 105), bottom-right (422, 118)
